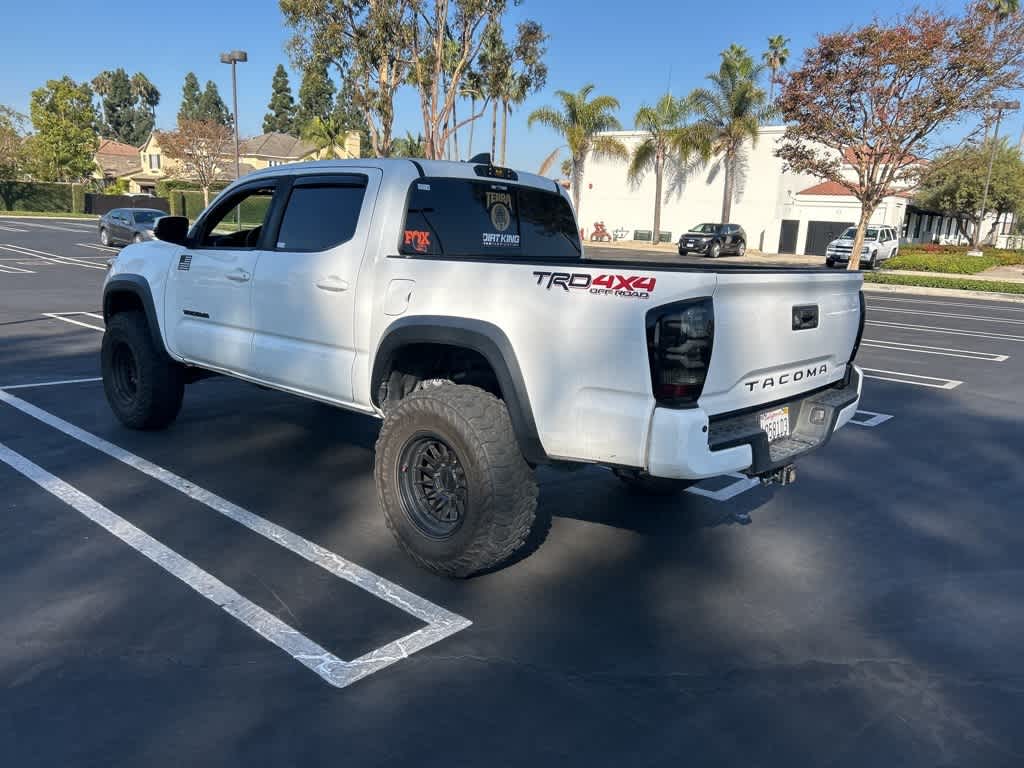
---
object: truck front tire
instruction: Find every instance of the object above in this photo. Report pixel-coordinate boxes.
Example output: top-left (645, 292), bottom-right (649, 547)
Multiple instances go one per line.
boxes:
top-left (374, 383), bottom-right (538, 577)
top-left (101, 311), bottom-right (184, 430)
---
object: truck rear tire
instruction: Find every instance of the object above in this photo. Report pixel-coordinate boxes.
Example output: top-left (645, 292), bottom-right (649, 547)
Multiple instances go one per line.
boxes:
top-left (101, 311), bottom-right (184, 430)
top-left (374, 383), bottom-right (538, 577)
top-left (613, 469), bottom-right (694, 496)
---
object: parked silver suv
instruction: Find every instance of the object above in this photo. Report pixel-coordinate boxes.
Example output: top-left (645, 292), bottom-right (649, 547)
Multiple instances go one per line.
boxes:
top-left (826, 226), bottom-right (899, 269)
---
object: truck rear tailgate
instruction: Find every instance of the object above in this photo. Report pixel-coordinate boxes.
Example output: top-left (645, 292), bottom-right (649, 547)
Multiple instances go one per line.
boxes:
top-left (699, 271), bottom-right (863, 415)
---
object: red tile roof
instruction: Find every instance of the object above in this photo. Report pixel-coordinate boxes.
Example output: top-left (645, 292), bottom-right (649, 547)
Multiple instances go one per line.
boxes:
top-left (797, 180), bottom-right (854, 196)
top-left (97, 139), bottom-right (140, 157)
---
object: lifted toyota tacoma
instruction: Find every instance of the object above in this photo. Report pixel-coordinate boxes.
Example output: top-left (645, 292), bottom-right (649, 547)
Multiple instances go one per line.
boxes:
top-left (100, 157), bottom-right (865, 577)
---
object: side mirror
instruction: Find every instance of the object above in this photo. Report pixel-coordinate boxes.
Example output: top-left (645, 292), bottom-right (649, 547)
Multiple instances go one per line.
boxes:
top-left (153, 215), bottom-right (189, 246)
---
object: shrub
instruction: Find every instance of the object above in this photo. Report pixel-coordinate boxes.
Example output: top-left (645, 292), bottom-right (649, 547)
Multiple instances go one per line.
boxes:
top-left (864, 272), bottom-right (1024, 295)
top-left (0, 180), bottom-right (73, 212)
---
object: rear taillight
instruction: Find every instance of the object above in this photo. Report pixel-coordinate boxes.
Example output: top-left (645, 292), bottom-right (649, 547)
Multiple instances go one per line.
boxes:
top-left (646, 298), bottom-right (714, 407)
top-left (849, 290), bottom-right (866, 362)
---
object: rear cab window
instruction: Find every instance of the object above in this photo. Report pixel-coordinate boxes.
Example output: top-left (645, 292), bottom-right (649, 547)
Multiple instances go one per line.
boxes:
top-left (275, 175), bottom-right (368, 252)
top-left (400, 177), bottom-right (580, 260)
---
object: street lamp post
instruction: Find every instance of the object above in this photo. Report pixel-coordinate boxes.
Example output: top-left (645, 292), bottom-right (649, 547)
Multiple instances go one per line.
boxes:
top-left (971, 98), bottom-right (1020, 255)
top-left (219, 50), bottom-right (248, 181)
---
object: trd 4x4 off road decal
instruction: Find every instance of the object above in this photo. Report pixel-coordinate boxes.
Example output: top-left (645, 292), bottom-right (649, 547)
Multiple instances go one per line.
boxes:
top-left (533, 271), bottom-right (656, 299)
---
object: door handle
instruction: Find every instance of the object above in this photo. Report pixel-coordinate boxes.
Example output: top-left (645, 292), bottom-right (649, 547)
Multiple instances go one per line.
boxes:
top-left (315, 276), bottom-right (350, 292)
top-left (226, 268), bottom-right (251, 283)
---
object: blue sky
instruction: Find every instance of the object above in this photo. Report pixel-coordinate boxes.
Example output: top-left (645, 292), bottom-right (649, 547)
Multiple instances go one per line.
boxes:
top-left (1, 0), bottom-right (1017, 172)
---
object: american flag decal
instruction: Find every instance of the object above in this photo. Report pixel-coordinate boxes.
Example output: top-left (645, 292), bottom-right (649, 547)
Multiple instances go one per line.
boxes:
top-left (178, 254), bottom-right (192, 271)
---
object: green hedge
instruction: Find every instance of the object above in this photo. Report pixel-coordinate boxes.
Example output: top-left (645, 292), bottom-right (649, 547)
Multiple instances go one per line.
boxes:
top-left (71, 183), bottom-right (85, 213)
top-left (891, 247), bottom-right (1024, 272)
top-left (864, 272), bottom-right (1024, 295)
top-left (156, 178), bottom-right (229, 198)
top-left (0, 181), bottom-right (74, 212)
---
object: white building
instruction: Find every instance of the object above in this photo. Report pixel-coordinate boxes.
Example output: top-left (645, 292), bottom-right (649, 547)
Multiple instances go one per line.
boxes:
top-left (577, 125), bottom-right (1011, 255)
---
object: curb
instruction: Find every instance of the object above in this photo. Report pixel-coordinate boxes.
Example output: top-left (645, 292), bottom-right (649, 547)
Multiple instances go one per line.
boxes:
top-left (863, 282), bottom-right (1024, 304)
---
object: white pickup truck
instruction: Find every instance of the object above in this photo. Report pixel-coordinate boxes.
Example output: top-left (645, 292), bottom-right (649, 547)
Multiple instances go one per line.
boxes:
top-left (100, 156), bottom-right (865, 576)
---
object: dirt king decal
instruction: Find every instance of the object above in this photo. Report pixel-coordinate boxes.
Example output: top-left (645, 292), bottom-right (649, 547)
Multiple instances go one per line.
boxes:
top-left (533, 271), bottom-right (657, 299)
top-left (744, 364), bottom-right (828, 392)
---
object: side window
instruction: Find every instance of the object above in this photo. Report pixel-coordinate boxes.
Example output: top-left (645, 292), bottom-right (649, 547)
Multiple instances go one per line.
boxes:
top-left (400, 178), bottom-right (580, 260)
top-left (275, 179), bottom-right (367, 252)
top-left (197, 184), bottom-right (277, 249)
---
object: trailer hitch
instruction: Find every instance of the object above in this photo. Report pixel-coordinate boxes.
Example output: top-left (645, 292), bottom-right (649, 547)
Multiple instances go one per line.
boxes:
top-left (759, 464), bottom-right (797, 486)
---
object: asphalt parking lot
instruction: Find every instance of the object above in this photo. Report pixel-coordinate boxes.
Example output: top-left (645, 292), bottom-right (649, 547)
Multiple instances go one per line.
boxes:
top-left (2, 215), bottom-right (1023, 767)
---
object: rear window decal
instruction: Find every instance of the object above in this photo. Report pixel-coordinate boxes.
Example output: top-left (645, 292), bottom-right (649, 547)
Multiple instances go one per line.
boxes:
top-left (403, 230), bottom-right (431, 252)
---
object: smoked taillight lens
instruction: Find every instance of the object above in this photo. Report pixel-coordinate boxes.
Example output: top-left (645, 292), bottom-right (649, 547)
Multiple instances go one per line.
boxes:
top-left (646, 298), bottom-right (714, 407)
top-left (849, 290), bottom-right (866, 363)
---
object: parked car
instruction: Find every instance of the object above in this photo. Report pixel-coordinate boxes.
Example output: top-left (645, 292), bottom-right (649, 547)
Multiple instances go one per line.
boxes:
top-left (825, 226), bottom-right (900, 269)
top-left (678, 223), bottom-right (747, 258)
top-left (98, 208), bottom-right (166, 247)
top-left (100, 157), bottom-right (864, 577)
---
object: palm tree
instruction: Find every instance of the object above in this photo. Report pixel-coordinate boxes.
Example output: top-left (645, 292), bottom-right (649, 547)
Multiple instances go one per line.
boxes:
top-left (762, 35), bottom-right (790, 105)
top-left (627, 94), bottom-right (703, 244)
top-left (528, 84), bottom-right (628, 214)
top-left (689, 47), bottom-right (774, 223)
top-left (301, 114), bottom-right (346, 159)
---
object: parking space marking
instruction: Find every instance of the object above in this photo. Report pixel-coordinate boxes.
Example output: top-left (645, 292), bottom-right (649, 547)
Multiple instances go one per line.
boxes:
top-left (0, 377), bottom-right (102, 390)
top-left (870, 306), bottom-right (1024, 325)
top-left (5, 220), bottom-right (90, 233)
top-left (861, 367), bottom-right (962, 389)
top-left (76, 242), bottom-right (119, 253)
top-left (861, 339), bottom-right (1009, 362)
top-left (868, 295), bottom-right (1024, 313)
top-left (849, 410), bottom-right (894, 427)
top-left (0, 225), bottom-right (28, 232)
top-left (0, 441), bottom-right (360, 687)
top-left (0, 263), bottom-right (35, 274)
top-left (686, 472), bottom-right (760, 502)
top-left (42, 312), bottom-right (105, 332)
top-left (0, 243), bottom-right (106, 270)
top-left (0, 389), bottom-right (472, 689)
top-left (867, 320), bottom-right (1024, 343)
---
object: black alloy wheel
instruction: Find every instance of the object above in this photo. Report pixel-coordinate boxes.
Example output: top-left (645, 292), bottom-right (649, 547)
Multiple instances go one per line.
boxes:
top-left (397, 433), bottom-right (468, 540)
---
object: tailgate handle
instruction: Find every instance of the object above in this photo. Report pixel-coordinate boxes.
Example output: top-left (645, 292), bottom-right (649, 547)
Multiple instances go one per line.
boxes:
top-left (792, 304), bottom-right (819, 331)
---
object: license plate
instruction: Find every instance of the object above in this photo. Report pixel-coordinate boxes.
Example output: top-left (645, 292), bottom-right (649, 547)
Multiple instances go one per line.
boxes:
top-left (759, 406), bottom-right (790, 443)
top-left (686, 240), bottom-right (694, 246)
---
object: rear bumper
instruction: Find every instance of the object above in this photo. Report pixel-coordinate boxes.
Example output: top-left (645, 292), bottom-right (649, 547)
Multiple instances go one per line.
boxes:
top-left (646, 365), bottom-right (862, 480)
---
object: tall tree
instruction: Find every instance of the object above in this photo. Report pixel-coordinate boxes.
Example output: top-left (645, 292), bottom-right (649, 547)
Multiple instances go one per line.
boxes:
top-left (0, 106), bottom-right (29, 178)
top-left (198, 81), bottom-right (231, 126)
top-left (777, 1), bottom-right (1024, 268)
top-left (92, 68), bottom-right (135, 143)
top-left (280, 0), bottom-right (414, 157)
top-left (392, 131), bottom-right (426, 158)
top-left (130, 72), bottom-right (160, 142)
top-left (160, 120), bottom-right (233, 205)
top-left (26, 76), bottom-right (98, 182)
top-left (263, 64), bottom-right (297, 134)
top-left (689, 45), bottom-right (773, 224)
top-left (295, 58), bottom-right (336, 133)
top-left (178, 72), bottom-right (203, 123)
top-left (917, 139), bottom-right (1024, 243)
top-left (628, 94), bottom-right (703, 244)
top-left (332, 74), bottom-right (369, 155)
top-left (478, 21), bottom-right (511, 160)
top-left (528, 84), bottom-right (628, 214)
top-left (762, 35), bottom-right (790, 105)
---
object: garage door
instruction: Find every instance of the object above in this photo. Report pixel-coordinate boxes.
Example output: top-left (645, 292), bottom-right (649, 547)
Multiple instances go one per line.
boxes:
top-left (804, 221), bottom-right (854, 256)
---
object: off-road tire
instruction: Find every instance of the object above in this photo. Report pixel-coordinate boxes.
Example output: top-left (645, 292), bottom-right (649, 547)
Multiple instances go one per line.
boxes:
top-left (101, 311), bottom-right (184, 430)
top-left (374, 383), bottom-right (538, 577)
top-left (613, 469), bottom-right (694, 496)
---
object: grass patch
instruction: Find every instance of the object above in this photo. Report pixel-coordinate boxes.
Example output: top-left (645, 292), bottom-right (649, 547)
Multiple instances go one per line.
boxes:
top-left (890, 246), bottom-right (1024, 273)
top-left (0, 211), bottom-right (98, 219)
top-left (864, 272), bottom-right (1024, 295)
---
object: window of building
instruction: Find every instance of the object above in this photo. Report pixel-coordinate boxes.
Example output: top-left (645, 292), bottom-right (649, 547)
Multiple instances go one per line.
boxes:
top-left (148, 153), bottom-right (161, 171)
top-left (400, 178), bottom-right (580, 259)
top-left (275, 179), bottom-right (367, 252)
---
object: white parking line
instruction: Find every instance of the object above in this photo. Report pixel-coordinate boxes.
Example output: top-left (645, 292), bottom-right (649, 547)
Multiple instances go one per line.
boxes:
top-left (42, 312), bottom-right (105, 331)
top-left (686, 473), bottom-right (760, 502)
top-left (0, 377), bottom-right (103, 390)
top-left (0, 389), bottom-right (471, 689)
top-left (849, 410), bottom-right (894, 427)
top-left (0, 263), bottom-right (35, 274)
top-left (868, 296), bottom-right (1024, 313)
top-left (861, 367), bottom-right (962, 389)
top-left (0, 243), bottom-right (106, 270)
top-left (870, 306), bottom-right (1024, 325)
top-left (861, 339), bottom-right (1009, 362)
top-left (6, 220), bottom-right (90, 233)
top-left (867, 320), bottom-right (1024, 343)
top-left (0, 225), bottom-right (28, 232)
top-left (76, 242), bottom-right (119, 253)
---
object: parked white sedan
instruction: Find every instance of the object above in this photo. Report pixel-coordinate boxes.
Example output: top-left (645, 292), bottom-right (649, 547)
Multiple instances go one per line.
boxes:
top-left (826, 226), bottom-right (900, 269)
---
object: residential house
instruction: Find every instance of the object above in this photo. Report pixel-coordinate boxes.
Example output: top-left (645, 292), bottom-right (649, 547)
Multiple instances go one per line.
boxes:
top-left (578, 125), bottom-right (1011, 255)
top-left (92, 139), bottom-right (141, 188)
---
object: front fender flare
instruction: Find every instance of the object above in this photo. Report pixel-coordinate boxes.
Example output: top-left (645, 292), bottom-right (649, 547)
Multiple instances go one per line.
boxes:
top-left (102, 274), bottom-right (168, 357)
